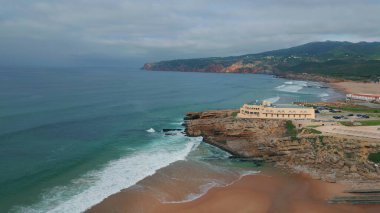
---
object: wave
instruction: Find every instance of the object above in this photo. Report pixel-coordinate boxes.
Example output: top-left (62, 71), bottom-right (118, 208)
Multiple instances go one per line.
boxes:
top-left (264, 96), bottom-right (280, 103)
top-left (163, 170), bottom-right (260, 204)
top-left (275, 81), bottom-right (307, 93)
top-left (146, 128), bottom-right (156, 133)
top-left (319, 93), bottom-right (329, 98)
top-left (13, 133), bottom-right (202, 213)
top-left (319, 92), bottom-right (330, 102)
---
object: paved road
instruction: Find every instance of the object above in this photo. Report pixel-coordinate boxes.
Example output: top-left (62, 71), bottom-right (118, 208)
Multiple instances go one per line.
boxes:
top-left (317, 125), bottom-right (380, 140)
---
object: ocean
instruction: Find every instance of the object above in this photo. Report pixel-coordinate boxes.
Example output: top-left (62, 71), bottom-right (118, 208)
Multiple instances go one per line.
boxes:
top-left (0, 67), bottom-right (342, 212)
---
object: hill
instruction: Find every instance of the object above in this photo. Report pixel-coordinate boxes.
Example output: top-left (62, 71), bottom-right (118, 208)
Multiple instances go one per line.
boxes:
top-left (143, 41), bottom-right (380, 81)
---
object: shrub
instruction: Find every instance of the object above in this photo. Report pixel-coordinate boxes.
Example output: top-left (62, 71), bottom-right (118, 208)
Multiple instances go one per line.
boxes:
top-left (285, 120), bottom-right (297, 137)
top-left (304, 128), bottom-right (322, 134)
top-left (368, 152), bottom-right (380, 163)
top-left (231, 112), bottom-right (238, 117)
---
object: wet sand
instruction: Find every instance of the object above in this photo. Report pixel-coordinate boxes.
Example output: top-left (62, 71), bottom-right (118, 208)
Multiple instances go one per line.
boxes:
top-left (87, 168), bottom-right (380, 213)
top-left (331, 82), bottom-right (380, 94)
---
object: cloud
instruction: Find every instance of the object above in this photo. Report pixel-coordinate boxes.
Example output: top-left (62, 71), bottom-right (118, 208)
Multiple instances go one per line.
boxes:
top-left (0, 0), bottom-right (379, 66)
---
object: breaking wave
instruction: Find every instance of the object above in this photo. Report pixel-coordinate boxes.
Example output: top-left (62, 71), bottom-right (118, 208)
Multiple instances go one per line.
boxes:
top-left (264, 96), bottom-right (280, 103)
top-left (275, 81), bottom-right (307, 93)
top-left (146, 128), bottom-right (156, 133)
top-left (13, 133), bottom-right (201, 213)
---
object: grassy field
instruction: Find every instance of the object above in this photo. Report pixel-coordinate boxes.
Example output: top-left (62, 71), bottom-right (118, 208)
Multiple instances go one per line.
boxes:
top-left (327, 105), bottom-right (379, 113)
top-left (358, 120), bottom-right (380, 126)
top-left (340, 120), bottom-right (380, 126)
top-left (338, 106), bottom-right (380, 113)
top-left (305, 103), bottom-right (380, 113)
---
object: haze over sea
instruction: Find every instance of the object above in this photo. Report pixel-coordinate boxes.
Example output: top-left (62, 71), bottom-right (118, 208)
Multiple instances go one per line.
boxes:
top-left (0, 67), bottom-right (341, 212)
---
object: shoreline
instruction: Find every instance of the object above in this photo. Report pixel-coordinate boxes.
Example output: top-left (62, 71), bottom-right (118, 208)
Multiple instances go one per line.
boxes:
top-left (87, 170), bottom-right (380, 213)
top-left (87, 76), bottom-right (378, 212)
top-left (146, 69), bottom-right (380, 96)
top-left (329, 81), bottom-right (380, 95)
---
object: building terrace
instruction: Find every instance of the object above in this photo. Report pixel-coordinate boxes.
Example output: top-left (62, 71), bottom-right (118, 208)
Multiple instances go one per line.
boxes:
top-left (238, 101), bottom-right (315, 120)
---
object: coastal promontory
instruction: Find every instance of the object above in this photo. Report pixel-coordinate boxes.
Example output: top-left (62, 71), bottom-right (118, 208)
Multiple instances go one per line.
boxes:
top-left (184, 110), bottom-right (380, 187)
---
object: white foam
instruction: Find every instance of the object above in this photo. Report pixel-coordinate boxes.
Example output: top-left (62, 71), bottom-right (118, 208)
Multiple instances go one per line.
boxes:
top-left (163, 170), bottom-right (260, 204)
top-left (319, 93), bottom-right (330, 102)
top-left (264, 96), bottom-right (280, 103)
top-left (14, 135), bottom-right (202, 213)
top-left (146, 128), bottom-right (156, 133)
top-left (284, 81), bottom-right (294, 85)
top-left (275, 81), bottom-right (307, 93)
top-left (319, 93), bottom-right (329, 98)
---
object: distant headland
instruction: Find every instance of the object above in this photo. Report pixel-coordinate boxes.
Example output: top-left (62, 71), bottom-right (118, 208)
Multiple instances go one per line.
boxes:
top-left (143, 41), bottom-right (380, 82)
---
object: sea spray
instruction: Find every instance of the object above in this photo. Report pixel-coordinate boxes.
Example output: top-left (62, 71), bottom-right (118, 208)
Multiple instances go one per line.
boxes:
top-left (146, 128), bottom-right (156, 133)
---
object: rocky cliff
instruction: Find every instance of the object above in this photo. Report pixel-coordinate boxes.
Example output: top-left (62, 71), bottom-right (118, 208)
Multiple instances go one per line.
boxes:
top-left (185, 110), bottom-right (380, 185)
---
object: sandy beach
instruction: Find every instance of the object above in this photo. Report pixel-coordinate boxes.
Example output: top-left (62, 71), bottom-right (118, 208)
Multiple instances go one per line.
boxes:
top-left (87, 169), bottom-right (380, 213)
top-left (331, 81), bottom-right (380, 95)
top-left (85, 80), bottom-right (380, 213)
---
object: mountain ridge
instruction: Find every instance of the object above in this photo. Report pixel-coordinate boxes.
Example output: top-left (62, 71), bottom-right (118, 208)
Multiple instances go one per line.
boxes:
top-left (143, 41), bottom-right (380, 81)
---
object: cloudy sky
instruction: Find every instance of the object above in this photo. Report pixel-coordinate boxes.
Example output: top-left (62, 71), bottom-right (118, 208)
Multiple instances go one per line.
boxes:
top-left (1, 0), bottom-right (380, 66)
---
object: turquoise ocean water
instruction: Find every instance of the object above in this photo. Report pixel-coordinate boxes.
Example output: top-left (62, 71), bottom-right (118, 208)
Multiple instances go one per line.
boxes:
top-left (0, 67), bottom-right (342, 212)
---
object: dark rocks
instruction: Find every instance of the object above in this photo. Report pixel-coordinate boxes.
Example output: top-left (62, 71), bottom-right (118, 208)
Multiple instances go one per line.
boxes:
top-left (162, 128), bottom-right (183, 132)
top-left (184, 112), bottom-right (200, 120)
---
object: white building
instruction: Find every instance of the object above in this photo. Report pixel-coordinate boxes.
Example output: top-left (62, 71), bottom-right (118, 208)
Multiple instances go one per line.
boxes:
top-left (238, 101), bottom-right (315, 120)
top-left (346, 94), bottom-right (380, 102)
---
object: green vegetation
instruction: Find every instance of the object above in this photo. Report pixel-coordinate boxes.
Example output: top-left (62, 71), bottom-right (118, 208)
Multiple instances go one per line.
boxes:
top-left (340, 121), bottom-right (354, 126)
top-left (144, 41), bottom-right (380, 81)
top-left (307, 103), bottom-right (380, 114)
top-left (358, 120), bottom-right (380, 126)
top-left (368, 152), bottom-right (380, 163)
top-left (325, 105), bottom-right (379, 113)
top-left (285, 120), bottom-right (297, 138)
top-left (369, 113), bottom-right (380, 118)
top-left (231, 111), bottom-right (238, 118)
top-left (303, 128), bottom-right (322, 134)
top-left (345, 152), bottom-right (355, 159)
top-left (341, 120), bottom-right (380, 126)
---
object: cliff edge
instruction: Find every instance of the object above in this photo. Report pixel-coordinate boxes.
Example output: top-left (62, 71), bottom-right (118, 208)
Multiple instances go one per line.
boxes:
top-left (184, 110), bottom-right (380, 187)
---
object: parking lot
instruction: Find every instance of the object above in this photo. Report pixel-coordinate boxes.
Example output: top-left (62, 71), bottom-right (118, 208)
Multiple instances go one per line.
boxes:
top-left (314, 106), bottom-right (377, 123)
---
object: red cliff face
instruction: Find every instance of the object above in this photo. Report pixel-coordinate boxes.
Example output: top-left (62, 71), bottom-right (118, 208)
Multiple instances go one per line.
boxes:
top-left (205, 64), bottom-right (225, 72)
top-left (144, 61), bottom-right (273, 74)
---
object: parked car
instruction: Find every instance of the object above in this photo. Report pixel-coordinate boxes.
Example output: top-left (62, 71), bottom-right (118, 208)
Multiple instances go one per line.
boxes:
top-left (347, 113), bottom-right (354, 116)
top-left (333, 115), bottom-right (344, 119)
